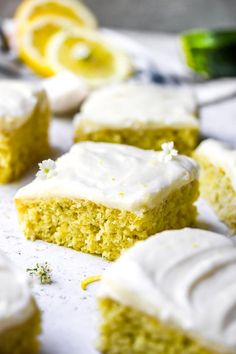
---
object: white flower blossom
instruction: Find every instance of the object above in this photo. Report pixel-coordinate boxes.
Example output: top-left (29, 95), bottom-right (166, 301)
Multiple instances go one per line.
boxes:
top-left (36, 159), bottom-right (57, 180)
top-left (160, 141), bottom-right (178, 162)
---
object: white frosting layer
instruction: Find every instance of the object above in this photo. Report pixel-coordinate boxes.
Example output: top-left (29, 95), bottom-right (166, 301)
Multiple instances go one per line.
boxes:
top-left (42, 71), bottom-right (89, 114)
top-left (15, 142), bottom-right (198, 212)
top-left (0, 251), bottom-right (35, 333)
top-left (74, 83), bottom-right (199, 133)
top-left (99, 228), bottom-right (236, 352)
top-left (0, 80), bottom-right (41, 131)
top-left (195, 139), bottom-right (236, 190)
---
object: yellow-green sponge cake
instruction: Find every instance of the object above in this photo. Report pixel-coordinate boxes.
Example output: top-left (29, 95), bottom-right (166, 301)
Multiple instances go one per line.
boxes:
top-left (98, 228), bottom-right (236, 354)
top-left (15, 141), bottom-right (199, 260)
top-left (194, 139), bottom-right (236, 234)
top-left (0, 80), bottom-right (51, 183)
top-left (0, 250), bottom-right (41, 354)
top-left (74, 83), bottom-right (200, 155)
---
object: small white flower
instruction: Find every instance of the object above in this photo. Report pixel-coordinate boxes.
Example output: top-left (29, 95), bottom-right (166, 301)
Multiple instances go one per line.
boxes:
top-left (160, 141), bottom-right (178, 162)
top-left (36, 159), bottom-right (57, 180)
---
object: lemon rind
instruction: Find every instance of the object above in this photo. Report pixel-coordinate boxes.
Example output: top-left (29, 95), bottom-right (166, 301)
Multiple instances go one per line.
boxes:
top-left (81, 275), bottom-right (102, 290)
top-left (15, 0), bottom-right (97, 30)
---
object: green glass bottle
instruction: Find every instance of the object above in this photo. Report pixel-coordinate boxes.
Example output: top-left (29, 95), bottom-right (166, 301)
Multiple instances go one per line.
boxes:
top-left (181, 29), bottom-right (236, 78)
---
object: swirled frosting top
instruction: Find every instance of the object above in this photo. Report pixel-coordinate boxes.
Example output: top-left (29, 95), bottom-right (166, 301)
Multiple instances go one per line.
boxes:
top-left (15, 142), bottom-right (198, 212)
top-left (0, 251), bottom-right (35, 333)
top-left (99, 228), bottom-right (236, 352)
top-left (74, 83), bottom-right (199, 133)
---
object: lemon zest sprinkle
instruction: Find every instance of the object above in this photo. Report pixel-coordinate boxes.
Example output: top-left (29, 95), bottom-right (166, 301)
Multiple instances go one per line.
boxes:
top-left (81, 275), bottom-right (102, 290)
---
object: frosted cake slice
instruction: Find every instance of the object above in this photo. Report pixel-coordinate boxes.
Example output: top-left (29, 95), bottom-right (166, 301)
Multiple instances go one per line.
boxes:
top-left (0, 80), bottom-right (51, 183)
top-left (0, 250), bottom-right (41, 354)
top-left (74, 83), bottom-right (199, 155)
top-left (15, 142), bottom-right (199, 260)
top-left (194, 139), bottom-right (236, 233)
top-left (98, 228), bottom-right (236, 354)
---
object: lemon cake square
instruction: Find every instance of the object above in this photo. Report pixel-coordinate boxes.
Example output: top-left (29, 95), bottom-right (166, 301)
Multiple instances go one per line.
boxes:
top-left (0, 80), bottom-right (51, 183)
top-left (0, 250), bottom-right (41, 354)
top-left (74, 83), bottom-right (199, 155)
top-left (194, 139), bottom-right (236, 234)
top-left (98, 228), bottom-right (236, 354)
top-left (15, 142), bottom-right (199, 260)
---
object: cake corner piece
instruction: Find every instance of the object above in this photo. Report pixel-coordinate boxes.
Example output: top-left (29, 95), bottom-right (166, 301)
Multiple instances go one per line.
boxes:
top-left (97, 227), bottom-right (236, 354)
top-left (0, 80), bottom-right (51, 184)
top-left (194, 138), bottom-right (236, 234)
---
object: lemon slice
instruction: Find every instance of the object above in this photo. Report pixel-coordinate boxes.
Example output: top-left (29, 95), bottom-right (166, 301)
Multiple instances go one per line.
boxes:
top-left (17, 16), bottom-right (80, 76)
top-left (15, 0), bottom-right (97, 32)
top-left (45, 29), bottom-right (133, 86)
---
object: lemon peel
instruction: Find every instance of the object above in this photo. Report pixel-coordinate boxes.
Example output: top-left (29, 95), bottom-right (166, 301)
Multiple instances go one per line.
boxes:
top-left (81, 275), bottom-right (102, 291)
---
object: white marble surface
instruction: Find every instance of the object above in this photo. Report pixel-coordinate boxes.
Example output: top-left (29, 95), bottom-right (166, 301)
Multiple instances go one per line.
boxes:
top-left (0, 31), bottom-right (235, 354)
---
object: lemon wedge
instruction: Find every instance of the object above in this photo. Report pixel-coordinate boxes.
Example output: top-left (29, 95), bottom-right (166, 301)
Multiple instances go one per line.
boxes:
top-left (15, 0), bottom-right (97, 33)
top-left (17, 16), bottom-right (80, 76)
top-left (45, 29), bottom-right (133, 86)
